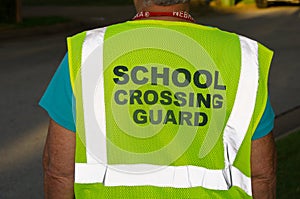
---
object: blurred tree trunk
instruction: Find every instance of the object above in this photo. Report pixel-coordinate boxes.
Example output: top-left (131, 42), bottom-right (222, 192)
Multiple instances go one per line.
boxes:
top-left (0, 0), bottom-right (22, 23)
top-left (16, 0), bottom-right (22, 23)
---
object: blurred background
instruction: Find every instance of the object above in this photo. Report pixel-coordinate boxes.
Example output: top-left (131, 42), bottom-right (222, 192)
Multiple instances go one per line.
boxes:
top-left (0, 0), bottom-right (299, 198)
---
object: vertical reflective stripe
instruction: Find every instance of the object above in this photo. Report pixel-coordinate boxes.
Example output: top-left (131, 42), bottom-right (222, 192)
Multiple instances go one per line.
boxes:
top-left (223, 36), bottom-right (259, 167)
top-left (81, 28), bottom-right (107, 164)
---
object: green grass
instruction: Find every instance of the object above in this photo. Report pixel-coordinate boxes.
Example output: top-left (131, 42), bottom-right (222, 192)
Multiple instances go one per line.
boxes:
top-left (276, 131), bottom-right (300, 198)
top-left (23, 0), bottom-right (132, 6)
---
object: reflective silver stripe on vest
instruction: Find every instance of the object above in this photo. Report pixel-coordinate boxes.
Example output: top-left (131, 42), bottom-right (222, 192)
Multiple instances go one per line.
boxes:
top-left (81, 27), bottom-right (108, 164)
top-left (76, 29), bottom-right (259, 197)
top-left (75, 163), bottom-right (251, 193)
top-left (224, 36), bottom-right (259, 167)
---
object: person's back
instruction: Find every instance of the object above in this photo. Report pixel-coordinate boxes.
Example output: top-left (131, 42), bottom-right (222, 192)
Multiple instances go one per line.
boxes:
top-left (40, 1), bottom-right (277, 198)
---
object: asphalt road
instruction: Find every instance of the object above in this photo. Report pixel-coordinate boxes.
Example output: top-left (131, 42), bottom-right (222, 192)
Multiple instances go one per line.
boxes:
top-left (0, 4), bottom-right (299, 198)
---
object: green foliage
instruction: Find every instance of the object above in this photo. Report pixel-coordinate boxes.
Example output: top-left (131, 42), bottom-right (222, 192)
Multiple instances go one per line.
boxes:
top-left (23, 0), bottom-right (132, 6)
top-left (276, 131), bottom-right (300, 198)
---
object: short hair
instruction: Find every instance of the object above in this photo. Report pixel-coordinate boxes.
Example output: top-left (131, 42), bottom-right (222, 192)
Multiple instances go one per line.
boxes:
top-left (143, 0), bottom-right (190, 6)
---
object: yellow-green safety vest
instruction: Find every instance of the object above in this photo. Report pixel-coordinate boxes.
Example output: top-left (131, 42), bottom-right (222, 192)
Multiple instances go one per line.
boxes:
top-left (67, 20), bottom-right (273, 198)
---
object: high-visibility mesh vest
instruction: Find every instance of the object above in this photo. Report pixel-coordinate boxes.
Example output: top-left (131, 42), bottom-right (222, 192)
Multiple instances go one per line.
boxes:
top-left (67, 20), bottom-right (273, 199)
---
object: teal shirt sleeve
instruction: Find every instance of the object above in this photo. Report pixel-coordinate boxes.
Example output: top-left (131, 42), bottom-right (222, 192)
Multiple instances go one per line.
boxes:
top-left (39, 53), bottom-right (76, 132)
top-left (39, 53), bottom-right (275, 138)
top-left (251, 97), bottom-right (275, 140)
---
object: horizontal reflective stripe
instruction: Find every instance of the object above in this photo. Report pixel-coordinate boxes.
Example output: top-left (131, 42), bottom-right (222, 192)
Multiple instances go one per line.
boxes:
top-left (75, 163), bottom-right (252, 196)
top-left (231, 166), bottom-right (252, 196)
top-left (75, 163), bottom-right (107, 184)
